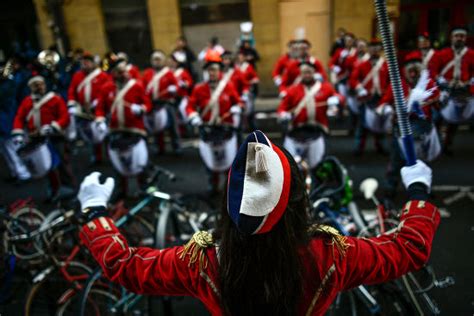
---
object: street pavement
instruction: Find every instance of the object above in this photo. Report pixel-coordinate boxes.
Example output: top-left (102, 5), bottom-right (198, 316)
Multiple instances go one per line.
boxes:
top-left (1, 102), bottom-right (473, 315)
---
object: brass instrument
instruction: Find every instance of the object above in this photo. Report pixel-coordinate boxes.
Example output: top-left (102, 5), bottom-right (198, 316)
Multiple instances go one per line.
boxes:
top-left (37, 50), bottom-right (60, 70)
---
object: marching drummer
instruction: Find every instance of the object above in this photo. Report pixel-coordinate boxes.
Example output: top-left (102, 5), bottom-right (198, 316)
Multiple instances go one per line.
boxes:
top-left (185, 52), bottom-right (243, 194)
top-left (277, 61), bottom-right (343, 173)
top-left (12, 76), bottom-right (75, 201)
top-left (95, 58), bottom-right (152, 197)
top-left (68, 52), bottom-right (111, 164)
top-left (142, 50), bottom-right (180, 155)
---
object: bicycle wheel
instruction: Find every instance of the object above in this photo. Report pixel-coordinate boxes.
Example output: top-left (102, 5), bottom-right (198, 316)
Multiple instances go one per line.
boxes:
top-left (24, 260), bottom-right (92, 316)
top-left (122, 214), bottom-right (155, 247)
top-left (7, 207), bottom-right (46, 262)
top-left (399, 268), bottom-right (441, 315)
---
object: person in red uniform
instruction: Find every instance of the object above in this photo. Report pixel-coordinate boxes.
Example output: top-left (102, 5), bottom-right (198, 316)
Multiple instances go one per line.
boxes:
top-left (349, 38), bottom-right (390, 155)
top-left (185, 53), bottom-right (243, 193)
top-left (344, 38), bottom-right (370, 134)
top-left (170, 50), bottom-right (194, 137)
top-left (116, 52), bottom-right (141, 80)
top-left (378, 52), bottom-right (440, 196)
top-left (12, 76), bottom-right (74, 201)
top-left (77, 128), bottom-right (439, 316)
top-left (221, 50), bottom-right (250, 98)
top-left (95, 59), bottom-right (152, 197)
top-left (142, 50), bottom-right (180, 154)
top-left (68, 52), bottom-right (111, 164)
top-left (280, 39), bottom-right (328, 96)
top-left (236, 48), bottom-right (259, 130)
top-left (329, 32), bottom-right (357, 95)
top-left (272, 39), bottom-right (299, 88)
top-left (414, 32), bottom-right (436, 72)
top-left (430, 27), bottom-right (474, 155)
top-left (277, 61), bottom-right (342, 171)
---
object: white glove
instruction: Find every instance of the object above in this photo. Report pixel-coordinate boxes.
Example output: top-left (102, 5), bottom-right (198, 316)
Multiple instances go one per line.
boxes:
top-left (437, 76), bottom-right (447, 86)
top-left (130, 103), bottom-right (144, 116)
top-left (190, 115), bottom-right (202, 127)
top-left (407, 70), bottom-right (435, 112)
top-left (241, 93), bottom-right (249, 102)
top-left (327, 96), bottom-right (340, 108)
top-left (401, 160), bottom-right (432, 191)
top-left (357, 87), bottom-right (368, 98)
top-left (95, 121), bottom-right (107, 133)
top-left (78, 172), bottom-right (115, 209)
top-left (178, 80), bottom-right (187, 88)
top-left (440, 90), bottom-right (449, 103)
top-left (40, 124), bottom-right (53, 136)
top-left (332, 65), bottom-right (342, 74)
top-left (278, 111), bottom-right (292, 123)
top-left (230, 105), bottom-right (242, 115)
top-left (167, 85), bottom-right (177, 94)
top-left (91, 99), bottom-right (99, 109)
top-left (12, 134), bottom-right (24, 146)
top-left (376, 104), bottom-right (393, 116)
top-left (273, 76), bottom-right (282, 87)
top-left (68, 106), bottom-right (77, 115)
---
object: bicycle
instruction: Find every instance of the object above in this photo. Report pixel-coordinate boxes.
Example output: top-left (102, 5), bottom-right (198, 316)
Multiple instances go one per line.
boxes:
top-left (77, 167), bottom-right (218, 316)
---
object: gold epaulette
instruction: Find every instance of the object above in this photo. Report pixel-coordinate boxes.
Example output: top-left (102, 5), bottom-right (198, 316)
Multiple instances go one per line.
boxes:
top-left (178, 231), bottom-right (214, 271)
top-left (308, 224), bottom-right (350, 257)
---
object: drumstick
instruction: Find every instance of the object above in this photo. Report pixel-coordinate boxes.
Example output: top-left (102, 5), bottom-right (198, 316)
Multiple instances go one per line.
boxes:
top-left (374, 0), bottom-right (416, 166)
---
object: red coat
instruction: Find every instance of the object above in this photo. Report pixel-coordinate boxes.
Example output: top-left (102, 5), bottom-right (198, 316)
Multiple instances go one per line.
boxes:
top-left (272, 53), bottom-right (292, 80)
top-left (96, 79), bottom-right (152, 135)
top-left (80, 200), bottom-right (440, 316)
top-left (68, 69), bottom-right (110, 111)
top-left (174, 67), bottom-right (194, 97)
top-left (186, 81), bottom-right (242, 125)
top-left (349, 57), bottom-right (389, 99)
top-left (227, 67), bottom-right (249, 96)
top-left (379, 78), bottom-right (440, 121)
top-left (329, 47), bottom-right (357, 81)
top-left (430, 46), bottom-right (474, 93)
top-left (127, 64), bottom-right (141, 80)
top-left (12, 93), bottom-right (69, 135)
top-left (142, 67), bottom-right (178, 102)
top-left (281, 57), bottom-right (328, 92)
top-left (238, 62), bottom-right (259, 85)
top-left (277, 81), bottom-right (342, 132)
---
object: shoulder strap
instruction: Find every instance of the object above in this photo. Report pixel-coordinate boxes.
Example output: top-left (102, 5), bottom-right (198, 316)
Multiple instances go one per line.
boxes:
top-left (111, 79), bottom-right (137, 127)
top-left (77, 68), bottom-right (102, 93)
top-left (26, 92), bottom-right (56, 128)
top-left (201, 70), bottom-right (234, 124)
top-left (146, 67), bottom-right (170, 99)
top-left (291, 81), bottom-right (322, 118)
top-left (361, 57), bottom-right (384, 88)
top-left (440, 47), bottom-right (468, 78)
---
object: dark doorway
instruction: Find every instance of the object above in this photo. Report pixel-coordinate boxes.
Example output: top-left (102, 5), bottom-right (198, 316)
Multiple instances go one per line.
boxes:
top-left (101, 0), bottom-right (153, 67)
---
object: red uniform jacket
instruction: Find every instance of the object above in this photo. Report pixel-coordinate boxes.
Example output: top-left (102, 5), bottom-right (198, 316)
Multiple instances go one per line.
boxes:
top-left (12, 93), bottom-right (69, 135)
top-left (379, 78), bottom-right (440, 121)
top-left (281, 57), bottom-right (328, 92)
top-left (174, 67), bottom-right (194, 97)
top-left (142, 67), bottom-right (178, 102)
top-left (68, 69), bottom-right (110, 112)
top-left (272, 53), bottom-right (292, 80)
top-left (96, 79), bottom-right (152, 136)
top-left (226, 67), bottom-right (249, 96)
top-left (417, 49), bottom-right (437, 73)
top-left (186, 81), bottom-right (241, 125)
top-left (430, 46), bottom-right (474, 94)
top-left (277, 81), bottom-right (341, 132)
top-left (127, 64), bottom-right (141, 80)
top-left (238, 62), bottom-right (259, 85)
top-left (349, 57), bottom-right (389, 99)
top-left (329, 47), bottom-right (357, 81)
top-left (80, 200), bottom-right (440, 316)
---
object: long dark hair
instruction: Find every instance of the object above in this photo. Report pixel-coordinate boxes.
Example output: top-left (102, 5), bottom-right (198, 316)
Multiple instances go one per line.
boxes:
top-left (215, 147), bottom-right (311, 315)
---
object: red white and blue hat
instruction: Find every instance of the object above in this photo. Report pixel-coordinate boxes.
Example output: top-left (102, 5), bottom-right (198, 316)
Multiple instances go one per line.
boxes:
top-left (227, 130), bottom-right (291, 235)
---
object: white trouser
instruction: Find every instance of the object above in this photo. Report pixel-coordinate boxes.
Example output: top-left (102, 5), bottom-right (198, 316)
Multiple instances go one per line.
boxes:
top-left (441, 96), bottom-right (474, 124)
top-left (0, 137), bottom-right (31, 180)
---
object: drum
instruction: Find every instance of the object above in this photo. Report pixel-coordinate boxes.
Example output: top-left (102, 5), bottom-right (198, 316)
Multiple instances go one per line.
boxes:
top-left (284, 126), bottom-right (326, 169)
top-left (108, 132), bottom-right (148, 176)
top-left (17, 138), bottom-right (58, 179)
top-left (145, 108), bottom-right (169, 134)
top-left (363, 105), bottom-right (393, 134)
top-left (396, 118), bottom-right (441, 162)
top-left (77, 117), bottom-right (107, 144)
top-left (441, 96), bottom-right (474, 124)
top-left (198, 125), bottom-right (237, 172)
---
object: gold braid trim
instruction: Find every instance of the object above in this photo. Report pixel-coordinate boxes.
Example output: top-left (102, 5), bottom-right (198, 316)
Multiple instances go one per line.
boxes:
top-left (178, 231), bottom-right (214, 271)
top-left (308, 224), bottom-right (350, 258)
